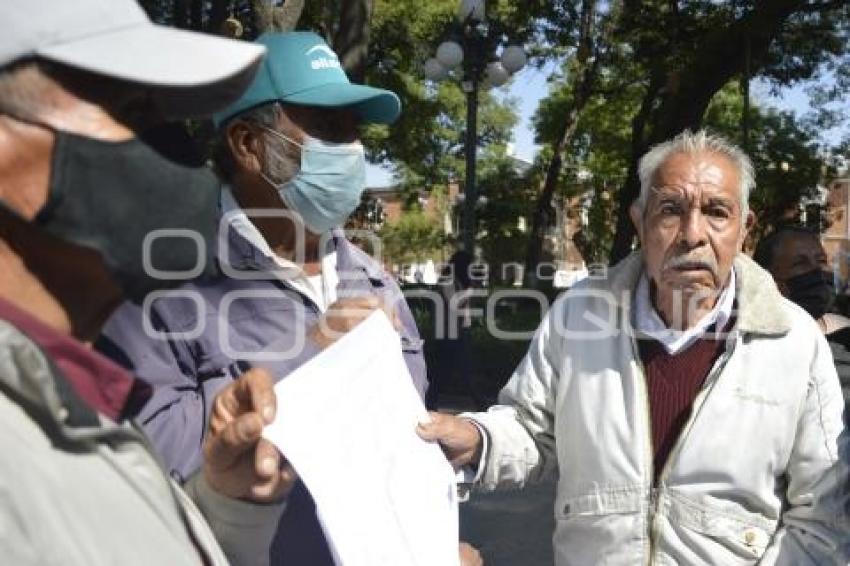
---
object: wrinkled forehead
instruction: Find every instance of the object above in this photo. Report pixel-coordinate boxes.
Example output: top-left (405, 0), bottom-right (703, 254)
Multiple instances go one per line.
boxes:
top-left (650, 151), bottom-right (741, 203)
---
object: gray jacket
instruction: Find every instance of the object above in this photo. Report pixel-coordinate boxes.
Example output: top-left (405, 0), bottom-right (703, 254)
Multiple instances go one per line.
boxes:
top-left (0, 317), bottom-right (285, 566)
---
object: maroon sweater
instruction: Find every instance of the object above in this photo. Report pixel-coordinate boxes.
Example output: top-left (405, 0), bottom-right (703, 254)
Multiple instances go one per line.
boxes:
top-left (0, 298), bottom-right (146, 422)
top-left (638, 324), bottom-right (730, 484)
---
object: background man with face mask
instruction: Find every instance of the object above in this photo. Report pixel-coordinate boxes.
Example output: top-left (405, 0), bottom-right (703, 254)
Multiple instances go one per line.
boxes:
top-left (417, 130), bottom-right (849, 565)
top-left (755, 226), bottom-right (850, 407)
top-left (100, 31), bottom-right (433, 566)
top-left (0, 1), bottom-right (305, 564)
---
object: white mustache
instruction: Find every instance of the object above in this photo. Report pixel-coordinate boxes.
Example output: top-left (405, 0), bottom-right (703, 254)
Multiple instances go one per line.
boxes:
top-left (664, 255), bottom-right (718, 274)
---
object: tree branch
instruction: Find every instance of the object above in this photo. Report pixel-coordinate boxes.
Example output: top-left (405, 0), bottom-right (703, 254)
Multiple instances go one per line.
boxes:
top-left (797, 0), bottom-right (847, 13)
top-left (252, 0), bottom-right (305, 34)
top-left (273, 0), bottom-right (306, 31)
top-left (333, 0), bottom-right (374, 82)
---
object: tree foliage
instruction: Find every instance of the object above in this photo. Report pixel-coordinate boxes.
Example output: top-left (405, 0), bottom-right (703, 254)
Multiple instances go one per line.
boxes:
top-left (138, 0), bottom-right (305, 35)
top-left (476, 157), bottom-right (538, 280)
top-left (606, 0), bottom-right (850, 262)
top-left (138, 0), bottom-right (849, 273)
top-left (702, 83), bottom-right (829, 242)
top-left (378, 209), bottom-right (446, 264)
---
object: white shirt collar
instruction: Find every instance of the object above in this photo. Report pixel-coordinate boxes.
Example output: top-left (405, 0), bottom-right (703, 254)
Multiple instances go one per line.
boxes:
top-left (220, 189), bottom-right (338, 311)
top-left (633, 267), bottom-right (736, 354)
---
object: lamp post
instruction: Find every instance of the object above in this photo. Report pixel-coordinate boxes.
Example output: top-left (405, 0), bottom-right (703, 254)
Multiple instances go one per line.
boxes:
top-left (423, 0), bottom-right (526, 255)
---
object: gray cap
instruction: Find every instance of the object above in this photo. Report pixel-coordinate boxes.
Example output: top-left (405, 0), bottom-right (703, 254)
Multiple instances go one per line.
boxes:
top-left (0, 0), bottom-right (266, 119)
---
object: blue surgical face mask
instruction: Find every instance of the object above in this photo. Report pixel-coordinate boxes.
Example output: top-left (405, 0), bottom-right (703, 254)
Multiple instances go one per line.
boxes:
top-left (260, 127), bottom-right (366, 234)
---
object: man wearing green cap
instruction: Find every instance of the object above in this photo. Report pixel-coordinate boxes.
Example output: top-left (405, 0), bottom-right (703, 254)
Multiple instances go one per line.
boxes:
top-left (100, 31), bottom-right (434, 565)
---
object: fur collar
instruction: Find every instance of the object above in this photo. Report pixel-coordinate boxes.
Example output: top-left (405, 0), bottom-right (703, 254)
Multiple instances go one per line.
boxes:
top-left (598, 251), bottom-right (790, 336)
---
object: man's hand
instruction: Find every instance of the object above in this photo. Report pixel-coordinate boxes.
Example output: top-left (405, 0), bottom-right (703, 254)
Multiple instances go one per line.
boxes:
top-left (416, 412), bottom-right (483, 469)
top-left (308, 296), bottom-right (399, 349)
top-left (459, 542), bottom-right (484, 566)
top-left (203, 368), bottom-right (296, 503)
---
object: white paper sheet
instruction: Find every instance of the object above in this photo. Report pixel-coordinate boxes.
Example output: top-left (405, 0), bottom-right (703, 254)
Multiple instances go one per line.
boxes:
top-left (262, 311), bottom-right (460, 566)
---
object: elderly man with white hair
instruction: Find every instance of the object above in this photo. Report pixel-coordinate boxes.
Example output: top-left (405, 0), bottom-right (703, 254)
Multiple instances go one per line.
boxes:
top-left (418, 130), bottom-right (850, 565)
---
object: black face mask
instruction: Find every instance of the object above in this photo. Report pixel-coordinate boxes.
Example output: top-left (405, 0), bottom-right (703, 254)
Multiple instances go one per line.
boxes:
top-left (32, 128), bottom-right (221, 302)
top-left (785, 269), bottom-right (835, 320)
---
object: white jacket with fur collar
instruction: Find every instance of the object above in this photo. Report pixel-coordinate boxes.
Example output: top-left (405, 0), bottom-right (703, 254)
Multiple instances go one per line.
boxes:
top-left (469, 252), bottom-right (850, 565)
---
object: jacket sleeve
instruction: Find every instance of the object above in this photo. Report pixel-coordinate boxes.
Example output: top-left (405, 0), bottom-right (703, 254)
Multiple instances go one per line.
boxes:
top-left (463, 301), bottom-right (562, 491)
top-left (180, 472), bottom-right (287, 566)
top-left (98, 301), bottom-right (232, 480)
top-left (759, 331), bottom-right (850, 565)
top-left (385, 279), bottom-right (429, 401)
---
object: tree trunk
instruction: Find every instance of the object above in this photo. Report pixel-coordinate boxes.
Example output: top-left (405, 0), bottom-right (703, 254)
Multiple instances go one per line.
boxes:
top-left (190, 0), bottom-right (204, 31)
top-left (608, 0), bottom-right (812, 264)
top-left (173, 0), bottom-right (189, 29)
top-left (252, 0), bottom-right (306, 34)
top-left (333, 0), bottom-right (374, 82)
top-left (273, 0), bottom-right (306, 31)
top-left (608, 68), bottom-right (663, 263)
top-left (524, 0), bottom-right (599, 287)
top-left (207, 0), bottom-right (231, 35)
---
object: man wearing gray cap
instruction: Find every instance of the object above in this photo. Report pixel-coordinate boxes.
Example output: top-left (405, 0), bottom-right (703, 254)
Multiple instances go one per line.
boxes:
top-left (99, 31), bottom-right (437, 566)
top-left (0, 1), bottom-right (298, 565)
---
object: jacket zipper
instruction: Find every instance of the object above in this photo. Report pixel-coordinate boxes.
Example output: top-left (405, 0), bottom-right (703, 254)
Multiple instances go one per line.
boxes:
top-left (630, 337), bottom-right (656, 566)
top-left (631, 330), bottom-right (739, 565)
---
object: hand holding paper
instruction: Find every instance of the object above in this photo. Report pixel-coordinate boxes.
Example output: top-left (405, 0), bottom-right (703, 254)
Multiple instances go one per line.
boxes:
top-left (417, 412), bottom-right (483, 470)
top-left (203, 368), bottom-right (297, 503)
top-left (263, 311), bottom-right (460, 566)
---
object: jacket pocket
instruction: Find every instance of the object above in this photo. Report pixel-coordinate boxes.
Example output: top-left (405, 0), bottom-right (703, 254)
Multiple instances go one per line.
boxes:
top-left (667, 492), bottom-right (775, 561)
top-left (557, 485), bottom-right (645, 519)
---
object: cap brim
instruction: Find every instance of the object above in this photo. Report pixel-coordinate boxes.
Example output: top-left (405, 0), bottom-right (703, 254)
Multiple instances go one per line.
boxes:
top-left (37, 23), bottom-right (265, 119)
top-left (283, 83), bottom-right (401, 124)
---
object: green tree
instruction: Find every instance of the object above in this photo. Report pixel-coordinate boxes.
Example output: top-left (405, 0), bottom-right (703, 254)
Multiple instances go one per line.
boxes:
top-left (359, 0), bottom-right (523, 195)
top-left (532, 34), bottom-right (645, 265)
top-left (379, 209), bottom-right (447, 265)
top-left (535, 76), bottom-right (833, 265)
top-left (138, 0), bottom-right (306, 35)
top-left (476, 156), bottom-right (538, 281)
top-left (523, 0), bottom-right (618, 286)
top-left (606, 0), bottom-right (850, 262)
top-left (703, 84), bottom-right (829, 242)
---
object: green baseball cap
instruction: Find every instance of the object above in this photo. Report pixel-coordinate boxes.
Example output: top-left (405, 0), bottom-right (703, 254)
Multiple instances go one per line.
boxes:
top-left (214, 31), bottom-right (400, 127)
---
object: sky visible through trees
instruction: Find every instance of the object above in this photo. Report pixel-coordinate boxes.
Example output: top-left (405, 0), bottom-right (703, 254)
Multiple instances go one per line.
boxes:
top-left (367, 65), bottom-right (847, 187)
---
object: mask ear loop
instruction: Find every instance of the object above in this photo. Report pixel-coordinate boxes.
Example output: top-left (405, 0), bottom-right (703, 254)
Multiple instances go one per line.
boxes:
top-left (255, 102), bottom-right (303, 188)
top-left (259, 124), bottom-right (303, 149)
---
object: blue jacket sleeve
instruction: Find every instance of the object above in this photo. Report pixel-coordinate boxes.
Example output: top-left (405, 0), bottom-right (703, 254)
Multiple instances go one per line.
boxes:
top-left (98, 301), bottom-right (230, 480)
top-left (381, 277), bottom-right (429, 401)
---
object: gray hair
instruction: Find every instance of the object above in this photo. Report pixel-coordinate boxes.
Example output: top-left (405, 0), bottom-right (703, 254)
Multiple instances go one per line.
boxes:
top-left (0, 62), bottom-right (49, 120)
top-left (636, 129), bottom-right (755, 219)
top-left (212, 102), bottom-right (300, 184)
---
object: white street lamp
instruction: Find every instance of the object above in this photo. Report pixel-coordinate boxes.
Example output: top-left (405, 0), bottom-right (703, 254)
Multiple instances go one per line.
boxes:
top-left (500, 45), bottom-right (527, 74)
top-left (436, 40), bottom-right (464, 68)
top-left (485, 61), bottom-right (509, 87)
top-left (424, 58), bottom-right (448, 81)
top-left (422, 0), bottom-right (526, 254)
